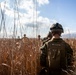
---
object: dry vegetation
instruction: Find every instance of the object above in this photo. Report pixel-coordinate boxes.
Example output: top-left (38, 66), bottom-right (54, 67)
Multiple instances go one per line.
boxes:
top-left (0, 37), bottom-right (76, 75)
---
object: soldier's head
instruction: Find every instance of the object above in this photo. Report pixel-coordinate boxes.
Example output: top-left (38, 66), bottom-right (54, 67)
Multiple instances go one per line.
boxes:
top-left (24, 34), bottom-right (26, 37)
top-left (50, 23), bottom-right (64, 36)
top-left (38, 35), bottom-right (41, 40)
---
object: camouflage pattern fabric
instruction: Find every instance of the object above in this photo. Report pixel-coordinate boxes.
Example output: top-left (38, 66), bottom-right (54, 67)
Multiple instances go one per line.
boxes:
top-left (40, 38), bottom-right (73, 75)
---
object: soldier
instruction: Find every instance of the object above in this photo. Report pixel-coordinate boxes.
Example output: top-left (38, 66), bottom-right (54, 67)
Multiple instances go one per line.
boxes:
top-left (40, 23), bottom-right (73, 75)
top-left (42, 31), bottom-right (52, 45)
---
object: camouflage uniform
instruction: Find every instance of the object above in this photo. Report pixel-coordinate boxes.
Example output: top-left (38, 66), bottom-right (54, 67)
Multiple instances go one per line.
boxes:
top-left (40, 23), bottom-right (73, 75)
top-left (40, 38), bottom-right (73, 75)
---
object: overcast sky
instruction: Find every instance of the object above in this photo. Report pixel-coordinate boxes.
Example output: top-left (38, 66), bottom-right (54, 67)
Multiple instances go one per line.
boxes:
top-left (0, 0), bottom-right (76, 38)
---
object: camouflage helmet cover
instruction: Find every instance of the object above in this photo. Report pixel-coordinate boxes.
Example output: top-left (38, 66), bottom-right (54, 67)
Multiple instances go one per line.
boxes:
top-left (50, 23), bottom-right (64, 33)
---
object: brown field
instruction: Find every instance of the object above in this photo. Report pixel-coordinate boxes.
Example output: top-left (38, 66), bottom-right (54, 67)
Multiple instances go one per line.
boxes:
top-left (0, 37), bottom-right (76, 75)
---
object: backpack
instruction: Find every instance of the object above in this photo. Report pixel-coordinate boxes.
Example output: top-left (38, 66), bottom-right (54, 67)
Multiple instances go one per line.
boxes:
top-left (46, 40), bottom-right (67, 70)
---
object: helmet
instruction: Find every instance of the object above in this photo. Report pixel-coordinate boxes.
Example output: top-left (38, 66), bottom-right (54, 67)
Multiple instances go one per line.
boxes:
top-left (50, 23), bottom-right (64, 33)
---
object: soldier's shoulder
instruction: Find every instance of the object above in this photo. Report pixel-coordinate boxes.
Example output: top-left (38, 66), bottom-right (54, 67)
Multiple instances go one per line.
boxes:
top-left (61, 39), bottom-right (71, 48)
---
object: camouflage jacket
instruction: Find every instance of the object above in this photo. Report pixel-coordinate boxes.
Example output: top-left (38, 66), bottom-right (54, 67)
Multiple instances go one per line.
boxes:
top-left (40, 38), bottom-right (73, 69)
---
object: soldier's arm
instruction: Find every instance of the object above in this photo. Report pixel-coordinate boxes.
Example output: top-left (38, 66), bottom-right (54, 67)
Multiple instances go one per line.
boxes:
top-left (40, 44), bottom-right (47, 67)
top-left (66, 43), bottom-right (73, 66)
